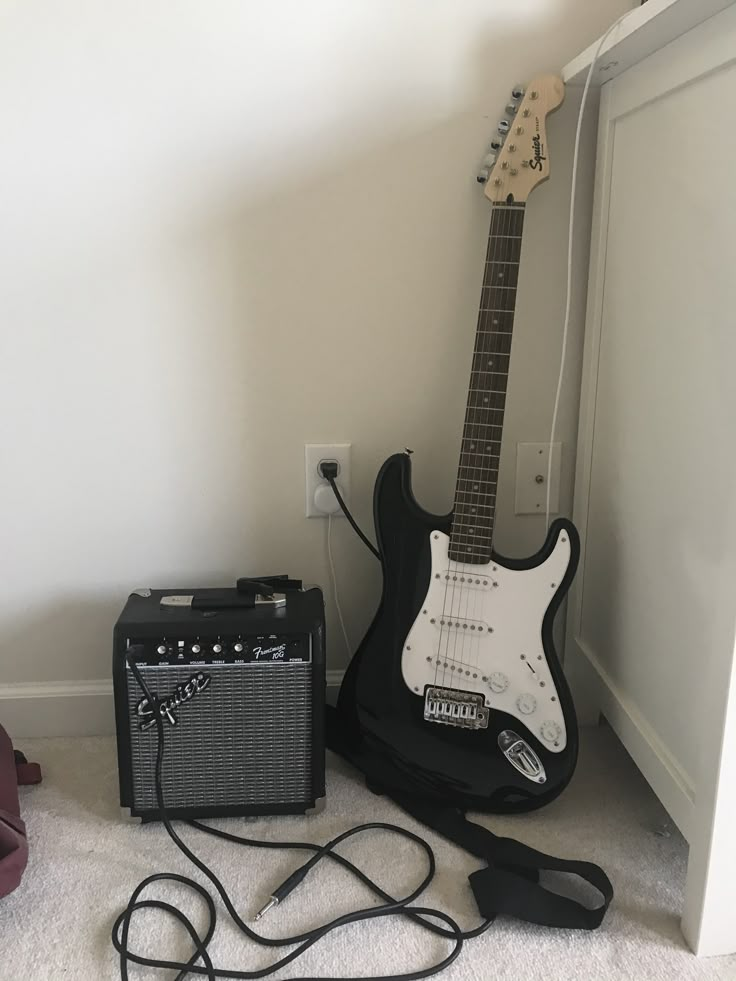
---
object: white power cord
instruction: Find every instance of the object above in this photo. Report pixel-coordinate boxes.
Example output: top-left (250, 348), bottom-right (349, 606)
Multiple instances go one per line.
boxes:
top-left (545, 9), bottom-right (633, 530)
top-left (327, 513), bottom-right (352, 657)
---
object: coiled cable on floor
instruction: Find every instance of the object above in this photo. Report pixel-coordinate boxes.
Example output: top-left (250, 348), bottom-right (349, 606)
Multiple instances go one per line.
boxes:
top-left (113, 653), bottom-right (491, 980)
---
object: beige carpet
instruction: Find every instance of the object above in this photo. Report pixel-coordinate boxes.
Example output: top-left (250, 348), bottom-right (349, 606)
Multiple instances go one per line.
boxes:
top-left (1, 726), bottom-right (734, 981)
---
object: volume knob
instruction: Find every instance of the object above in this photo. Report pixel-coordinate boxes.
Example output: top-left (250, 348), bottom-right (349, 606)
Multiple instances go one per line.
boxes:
top-left (191, 644), bottom-right (201, 654)
top-left (488, 672), bottom-right (509, 693)
top-left (516, 693), bottom-right (537, 715)
top-left (541, 720), bottom-right (562, 743)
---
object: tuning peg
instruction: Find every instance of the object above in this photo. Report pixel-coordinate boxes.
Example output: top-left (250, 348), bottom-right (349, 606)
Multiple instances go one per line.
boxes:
top-left (490, 133), bottom-right (505, 151)
top-left (505, 101), bottom-right (519, 117)
top-left (511, 84), bottom-right (526, 100)
top-left (497, 119), bottom-right (510, 135)
top-left (476, 152), bottom-right (497, 183)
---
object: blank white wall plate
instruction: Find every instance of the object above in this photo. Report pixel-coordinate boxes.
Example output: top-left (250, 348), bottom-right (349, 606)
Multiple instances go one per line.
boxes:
top-left (515, 442), bottom-right (561, 515)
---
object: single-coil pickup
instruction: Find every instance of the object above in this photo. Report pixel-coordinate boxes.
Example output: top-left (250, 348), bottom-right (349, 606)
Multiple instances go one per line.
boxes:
top-left (438, 571), bottom-right (497, 588)
top-left (429, 615), bottom-right (491, 633)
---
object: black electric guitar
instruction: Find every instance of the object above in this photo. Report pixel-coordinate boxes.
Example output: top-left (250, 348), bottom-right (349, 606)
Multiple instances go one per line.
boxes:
top-left (339, 76), bottom-right (579, 813)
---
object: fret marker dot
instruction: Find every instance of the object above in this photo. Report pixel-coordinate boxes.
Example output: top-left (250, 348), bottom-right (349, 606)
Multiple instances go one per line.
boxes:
top-left (493, 319), bottom-right (499, 325)
top-left (473, 484), bottom-right (479, 490)
top-left (498, 272), bottom-right (504, 279)
top-left (470, 443), bottom-right (475, 450)
top-left (471, 507), bottom-right (477, 513)
top-left (469, 529), bottom-right (475, 535)
top-left (483, 398), bottom-right (488, 403)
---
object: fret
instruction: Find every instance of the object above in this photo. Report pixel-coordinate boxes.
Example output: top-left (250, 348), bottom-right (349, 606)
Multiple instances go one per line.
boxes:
top-left (466, 402), bottom-right (505, 412)
top-left (458, 456), bottom-right (501, 464)
top-left (457, 466), bottom-right (499, 476)
top-left (450, 202), bottom-right (525, 556)
top-left (452, 525), bottom-right (488, 548)
top-left (455, 489), bottom-right (498, 497)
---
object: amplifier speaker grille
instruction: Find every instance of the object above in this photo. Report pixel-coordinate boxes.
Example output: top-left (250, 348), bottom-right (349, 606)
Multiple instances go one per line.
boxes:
top-left (127, 662), bottom-right (313, 810)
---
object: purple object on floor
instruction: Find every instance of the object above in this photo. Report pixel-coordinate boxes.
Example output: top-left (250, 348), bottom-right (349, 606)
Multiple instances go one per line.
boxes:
top-left (0, 723), bottom-right (40, 900)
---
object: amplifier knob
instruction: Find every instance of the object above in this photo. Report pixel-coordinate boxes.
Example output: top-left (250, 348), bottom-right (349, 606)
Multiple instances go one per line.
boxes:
top-left (213, 643), bottom-right (223, 654)
top-left (191, 644), bottom-right (201, 654)
top-left (233, 643), bottom-right (244, 653)
top-left (157, 645), bottom-right (166, 655)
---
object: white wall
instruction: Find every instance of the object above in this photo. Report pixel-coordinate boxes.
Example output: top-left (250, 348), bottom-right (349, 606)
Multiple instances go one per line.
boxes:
top-left (0, 0), bottom-right (632, 693)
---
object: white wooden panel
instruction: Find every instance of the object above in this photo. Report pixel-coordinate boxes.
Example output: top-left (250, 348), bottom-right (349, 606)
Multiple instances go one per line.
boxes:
top-left (568, 0), bottom-right (736, 956)
top-left (582, 60), bottom-right (736, 791)
top-left (562, 0), bottom-right (736, 86)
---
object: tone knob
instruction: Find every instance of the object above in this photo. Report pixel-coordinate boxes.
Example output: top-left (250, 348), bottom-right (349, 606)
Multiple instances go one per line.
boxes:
top-left (233, 642), bottom-right (244, 653)
top-left (488, 672), bottom-right (509, 693)
top-left (191, 644), bottom-right (201, 654)
top-left (516, 693), bottom-right (537, 715)
top-left (212, 643), bottom-right (223, 654)
top-left (541, 720), bottom-right (562, 743)
top-left (157, 645), bottom-right (167, 655)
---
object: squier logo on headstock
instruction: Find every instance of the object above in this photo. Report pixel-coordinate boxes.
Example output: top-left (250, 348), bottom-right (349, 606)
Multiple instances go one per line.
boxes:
top-left (477, 74), bottom-right (563, 201)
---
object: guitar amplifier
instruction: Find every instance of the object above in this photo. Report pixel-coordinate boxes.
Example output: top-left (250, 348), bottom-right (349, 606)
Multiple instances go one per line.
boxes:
top-left (113, 585), bottom-right (326, 821)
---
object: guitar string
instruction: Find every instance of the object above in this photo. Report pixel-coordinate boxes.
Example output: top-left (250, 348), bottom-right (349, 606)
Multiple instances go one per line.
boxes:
top-left (440, 202), bottom-right (513, 690)
top-left (464, 202), bottom-right (503, 679)
top-left (447, 202), bottom-right (497, 685)
top-left (435, 202), bottom-right (495, 689)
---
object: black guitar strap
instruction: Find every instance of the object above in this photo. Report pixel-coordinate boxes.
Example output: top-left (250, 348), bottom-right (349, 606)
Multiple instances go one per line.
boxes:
top-left (326, 704), bottom-right (613, 931)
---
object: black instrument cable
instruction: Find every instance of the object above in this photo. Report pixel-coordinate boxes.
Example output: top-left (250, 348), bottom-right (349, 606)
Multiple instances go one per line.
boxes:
top-left (115, 647), bottom-right (494, 980)
top-left (323, 473), bottom-right (380, 561)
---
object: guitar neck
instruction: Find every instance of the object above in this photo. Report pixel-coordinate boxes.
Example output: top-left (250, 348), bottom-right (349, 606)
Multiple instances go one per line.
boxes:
top-left (449, 202), bottom-right (526, 565)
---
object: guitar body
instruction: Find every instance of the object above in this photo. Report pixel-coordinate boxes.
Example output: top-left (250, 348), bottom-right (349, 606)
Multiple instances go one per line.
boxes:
top-left (341, 452), bottom-right (579, 812)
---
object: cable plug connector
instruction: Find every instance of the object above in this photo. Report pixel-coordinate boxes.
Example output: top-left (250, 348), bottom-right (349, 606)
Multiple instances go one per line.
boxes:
top-left (318, 460), bottom-right (339, 481)
top-left (253, 862), bottom-right (311, 921)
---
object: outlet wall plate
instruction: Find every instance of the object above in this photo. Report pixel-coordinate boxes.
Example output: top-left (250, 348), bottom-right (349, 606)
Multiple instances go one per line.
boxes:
top-left (514, 442), bottom-right (561, 515)
top-left (305, 443), bottom-right (351, 518)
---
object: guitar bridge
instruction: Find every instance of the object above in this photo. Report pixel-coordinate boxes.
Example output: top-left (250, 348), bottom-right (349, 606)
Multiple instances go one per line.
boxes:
top-left (424, 687), bottom-right (489, 730)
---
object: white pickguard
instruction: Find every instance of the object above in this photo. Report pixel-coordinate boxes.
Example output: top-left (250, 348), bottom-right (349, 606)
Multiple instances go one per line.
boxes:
top-left (401, 527), bottom-right (571, 752)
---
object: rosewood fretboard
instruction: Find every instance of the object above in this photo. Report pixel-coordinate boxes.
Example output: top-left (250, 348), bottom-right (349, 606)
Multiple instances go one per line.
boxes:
top-left (448, 202), bottom-right (525, 564)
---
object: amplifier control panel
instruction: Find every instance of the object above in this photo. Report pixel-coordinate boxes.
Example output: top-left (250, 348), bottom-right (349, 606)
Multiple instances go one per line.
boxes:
top-left (127, 633), bottom-right (311, 666)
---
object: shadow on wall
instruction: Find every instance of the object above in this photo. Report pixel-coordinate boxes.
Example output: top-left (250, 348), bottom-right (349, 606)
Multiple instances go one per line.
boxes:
top-left (2, 2), bottom-right (624, 685)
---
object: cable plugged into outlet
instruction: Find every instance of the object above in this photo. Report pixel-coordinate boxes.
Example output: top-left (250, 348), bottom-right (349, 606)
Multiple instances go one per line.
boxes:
top-left (314, 460), bottom-right (342, 515)
top-left (305, 443), bottom-right (351, 517)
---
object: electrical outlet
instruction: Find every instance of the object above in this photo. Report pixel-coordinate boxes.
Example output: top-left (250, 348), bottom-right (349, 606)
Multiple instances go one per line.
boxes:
top-left (305, 443), bottom-right (351, 518)
top-left (515, 442), bottom-right (561, 515)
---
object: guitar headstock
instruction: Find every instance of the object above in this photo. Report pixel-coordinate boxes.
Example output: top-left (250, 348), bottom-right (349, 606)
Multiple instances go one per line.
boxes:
top-left (478, 74), bottom-right (564, 204)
